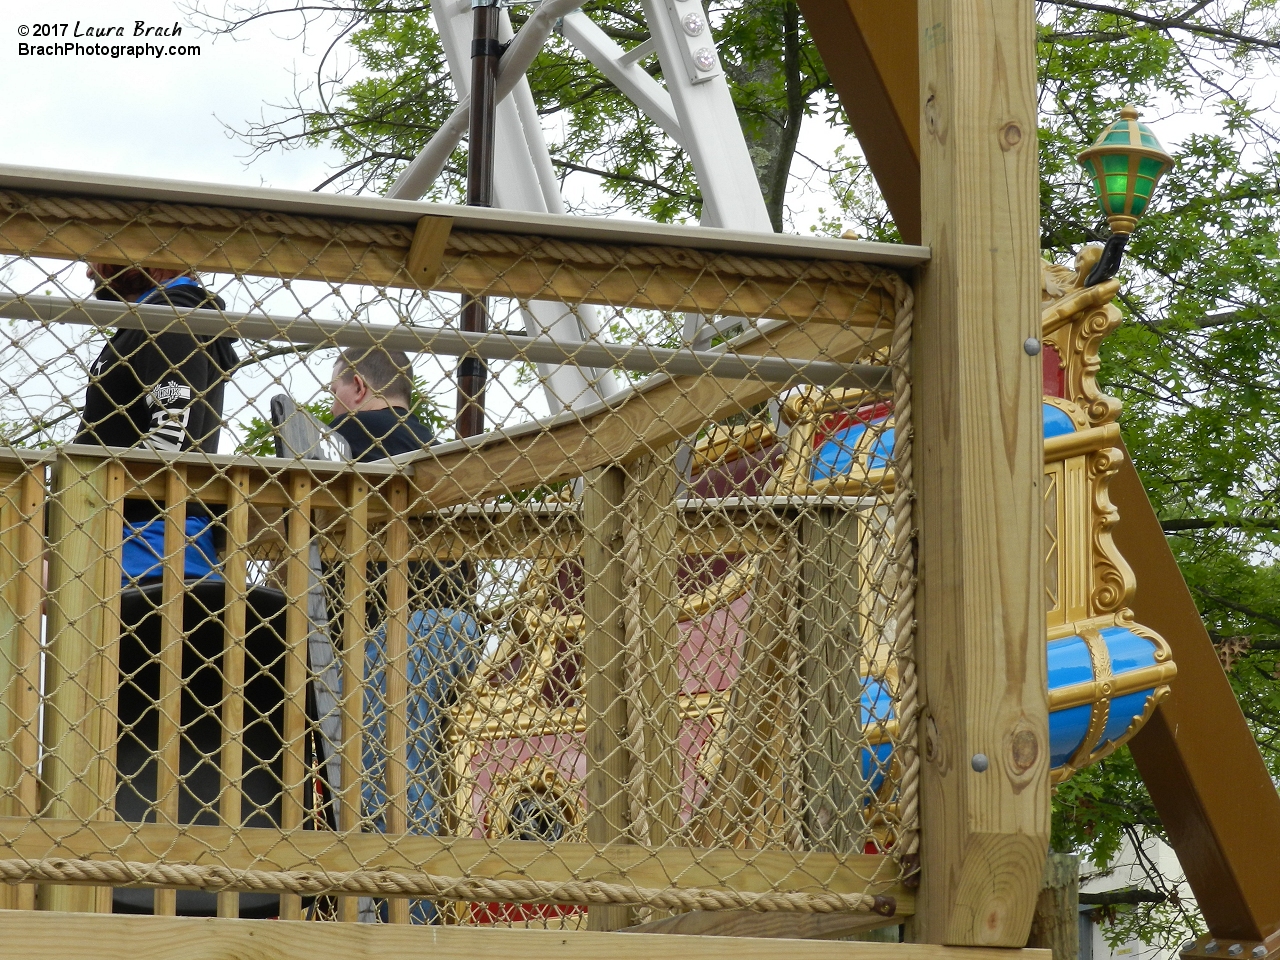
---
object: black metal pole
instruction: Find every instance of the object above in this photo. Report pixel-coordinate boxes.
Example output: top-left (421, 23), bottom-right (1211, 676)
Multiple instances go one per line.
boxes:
top-left (456, 0), bottom-right (501, 438)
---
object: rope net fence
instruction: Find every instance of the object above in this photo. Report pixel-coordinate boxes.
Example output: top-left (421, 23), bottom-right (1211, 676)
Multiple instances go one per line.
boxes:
top-left (0, 183), bottom-right (916, 930)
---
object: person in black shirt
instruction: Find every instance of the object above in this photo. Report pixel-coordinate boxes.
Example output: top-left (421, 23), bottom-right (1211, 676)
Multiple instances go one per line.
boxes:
top-left (327, 345), bottom-right (434, 460)
top-left (75, 263), bottom-right (239, 582)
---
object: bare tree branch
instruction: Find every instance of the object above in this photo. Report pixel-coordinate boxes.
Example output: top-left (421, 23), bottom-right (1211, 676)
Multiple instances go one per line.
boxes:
top-left (1045, 0), bottom-right (1280, 51)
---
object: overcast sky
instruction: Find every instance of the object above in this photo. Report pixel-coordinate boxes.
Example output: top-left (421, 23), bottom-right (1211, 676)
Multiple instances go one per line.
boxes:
top-left (3, 0), bottom-right (343, 189)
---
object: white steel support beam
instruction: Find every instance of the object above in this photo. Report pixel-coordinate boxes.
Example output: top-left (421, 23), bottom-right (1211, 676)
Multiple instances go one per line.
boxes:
top-left (429, 0), bottom-right (616, 414)
top-left (636, 0), bottom-right (771, 233)
top-left (559, 13), bottom-right (684, 144)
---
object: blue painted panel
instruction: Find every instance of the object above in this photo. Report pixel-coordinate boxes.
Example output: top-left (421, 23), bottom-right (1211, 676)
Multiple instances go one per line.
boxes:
top-left (1050, 704), bottom-right (1092, 768)
top-left (1043, 403), bottom-right (1077, 438)
top-left (1047, 635), bottom-right (1094, 689)
top-left (861, 680), bottom-right (894, 793)
top-left (812, 422), bottom-right (866, 481)
top-left (1098, 689), bottom-right (1152, 746)
top-left (866, 426), bottom-right (894, 470)
top-left (1101, 626), bottom-right (1158, 672)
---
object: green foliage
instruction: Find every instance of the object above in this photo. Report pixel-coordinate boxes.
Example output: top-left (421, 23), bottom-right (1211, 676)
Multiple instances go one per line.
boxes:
top-left (215, 0), bottom-right (833, 228)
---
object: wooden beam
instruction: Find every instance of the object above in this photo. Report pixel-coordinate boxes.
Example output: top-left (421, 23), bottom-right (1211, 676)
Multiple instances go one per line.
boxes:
top-left (0, 911), bottom-right (1047, 960)
top-left (39, 455), bottom-right (126, 915)
top-left (582, 465), bottom-right (632, 931)
top-left (0, 206), bottom-right (891, 325)
top-left (619, 908), bottom-right (900, 939)
top-left (412, 319), bottom-right (886, 511)
top-left (799, 508), bottom-right (867, 852)
top-left (1111, 451), bottom-right (1280, 942)
top-left (628, 450), bottom-right (686, 848)
top-left (912, 0), bottom-right (1048, 946)
top-left (1026, 854), bottom-right (1079, 960)
top-left (794, 0), bottom-right (920, 243)
top-left (0, 465), bottom-right (45, 912)
top-left (0, 817), bottom-right (908, 903)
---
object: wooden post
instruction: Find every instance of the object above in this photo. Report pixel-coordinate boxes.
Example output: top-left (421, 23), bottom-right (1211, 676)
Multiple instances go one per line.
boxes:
top-left (1027, 853), bottom-right (1080, 960)
top-left (383, 478), bottom-right (412, 925)
top-left (799, 507), bottom-right (866, 854)
top-left (338, 474), bottom-right (370, 924)
top-left (0, 463), bottom-right (46, 911)
top-left (280, 471), bottom-right (313, 922)
top-left (581, 465), bottom-right (630, 932)
top-left (40, 454), bottom-right (125, 914)
top-left (627, 449), bottom-right (684, 847)
top-left (217, 468), bottom-right (250, 920)
top-left (153, 466), bottom-right (188, 918)
top-left (912, 0), bottom-right (1049, 945)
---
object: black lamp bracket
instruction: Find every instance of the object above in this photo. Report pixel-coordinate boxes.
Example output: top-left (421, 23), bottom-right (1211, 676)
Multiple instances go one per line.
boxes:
top-left (1084, 233), bottom-right (1129, 287)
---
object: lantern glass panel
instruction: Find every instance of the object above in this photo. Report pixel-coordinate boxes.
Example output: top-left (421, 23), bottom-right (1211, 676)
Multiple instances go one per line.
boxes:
top-left (1103, 124), bottom-right (1134, 145)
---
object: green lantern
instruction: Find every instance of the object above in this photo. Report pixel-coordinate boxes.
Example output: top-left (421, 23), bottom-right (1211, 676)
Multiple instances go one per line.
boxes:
top-left (1078, 105), bottom-right (1174, 236)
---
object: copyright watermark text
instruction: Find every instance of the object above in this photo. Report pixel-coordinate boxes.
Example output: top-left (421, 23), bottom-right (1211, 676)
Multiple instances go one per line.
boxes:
top-left (16, 21), bottom-right (200, 58)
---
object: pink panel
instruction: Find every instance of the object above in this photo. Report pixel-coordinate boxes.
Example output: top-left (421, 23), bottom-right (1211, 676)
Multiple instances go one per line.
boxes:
top-left (678, 593), bottom-right (751, 694)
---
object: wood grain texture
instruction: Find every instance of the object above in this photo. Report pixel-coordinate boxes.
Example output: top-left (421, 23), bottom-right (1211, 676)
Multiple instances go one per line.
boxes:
top-left (337, 475), bottom-right (370, 924)
top-left (1025, 853), bottom-right (1078, 960)
top-left (155, 467), bottom-right (189, 914)
top-left (0, 910), bottom-right (1047, 960)
top-left (0, 467), bottom-right (45, 912)
top-left (620, 908), bottom-right (899, 939)
top-left (0, 817), bottom-right (908, 902)
top-left (280, 472), bottom-right (313, 922)
top-left (40, 456), bottom-right (125, 914)
top-left (217, 470), bottom-right (250, 920)
top-left (799, 509), bottom-right (867, 853)
top-left (628, 451), bottom-right (686, 848)
top-left (912, 0), bottom-right (1049, 945)
top-left (0, 212), bottom-right (891, 325)
top-left (382, 478), bottom-right (412, 925)
top-left (581, 466), bottom-right (632, 931)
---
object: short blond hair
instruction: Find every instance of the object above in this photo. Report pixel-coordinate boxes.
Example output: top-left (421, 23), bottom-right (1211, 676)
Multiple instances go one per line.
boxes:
top-left (335, 346), bottom-right (414, 406)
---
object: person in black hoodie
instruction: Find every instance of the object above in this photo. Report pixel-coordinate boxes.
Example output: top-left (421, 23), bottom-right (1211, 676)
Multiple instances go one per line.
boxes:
top-left (75, 262), bottom-right (238, 582)
top-left (327, 345), bottom-right (434, 460)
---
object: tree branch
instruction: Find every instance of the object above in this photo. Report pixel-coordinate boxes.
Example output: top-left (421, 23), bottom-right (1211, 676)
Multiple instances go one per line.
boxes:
top-left (1192, 588), bottom-right (1280, 631)
top-left (1045, 0), bottom-right (1280, 51)
top-left (1080, 889), bottom-right (1168, 907)
top-left (1161, 517), bottom-right (1280, 532)
top-left (552, 159), bottom-right (700, 202)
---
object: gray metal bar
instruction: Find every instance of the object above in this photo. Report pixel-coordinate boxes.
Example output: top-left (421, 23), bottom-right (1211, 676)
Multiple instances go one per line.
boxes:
top-left (0, 295), bottom-right (891, 390)
top-left (387, 0), bottom-right (589, 200)
top-left (0, 163), bottom-right (929, 268)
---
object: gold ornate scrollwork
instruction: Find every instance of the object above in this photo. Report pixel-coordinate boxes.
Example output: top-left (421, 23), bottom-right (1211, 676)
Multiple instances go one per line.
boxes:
top-left (1087, 446), bottom-right (1135, 617)
top-left (1041, 246), bottom-right (1176, 785)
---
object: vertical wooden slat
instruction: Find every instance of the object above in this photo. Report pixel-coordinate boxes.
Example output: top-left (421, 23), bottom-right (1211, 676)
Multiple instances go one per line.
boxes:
top-left (281, 471), bottom-right (313, 922)
top-left (581, 465), bottom-right (630, 931)
top-left (383, 478), bottom-right (411, 925)
top-left (152, 466), bottom-right (188, 918)
top-left (40, 454), bottom-right (124, 914)
top-left (338, 474), bottom-right (369, 924)
top-left (93, 463), bottom-right (127, 917)
top-left (912, 0), bottom-right (1048, 944)
top-left (799, 507), bottom-right (866, 854)
top-left (628, 449), bottom-right (684, 847)
top-left (0, 463), bottom-right (46, 911)
top-left (217, 468), bottom-right (250, 920)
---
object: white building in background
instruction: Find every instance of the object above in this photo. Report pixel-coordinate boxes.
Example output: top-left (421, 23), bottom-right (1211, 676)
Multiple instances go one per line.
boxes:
top-left (1078, 838), bottom-right (1195, 960)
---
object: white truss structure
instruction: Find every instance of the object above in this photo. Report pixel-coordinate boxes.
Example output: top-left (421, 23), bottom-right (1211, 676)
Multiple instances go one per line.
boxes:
top-left (386, 0), bottom-right (772, 415)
